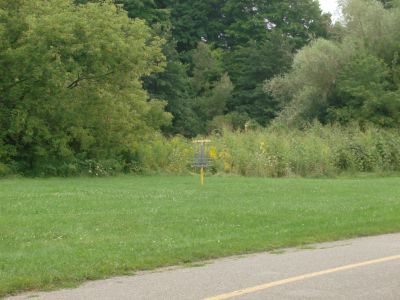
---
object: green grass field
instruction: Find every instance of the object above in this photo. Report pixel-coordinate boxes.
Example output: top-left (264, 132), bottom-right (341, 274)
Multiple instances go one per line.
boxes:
top-left (1, 175), bottom-right (400, 297)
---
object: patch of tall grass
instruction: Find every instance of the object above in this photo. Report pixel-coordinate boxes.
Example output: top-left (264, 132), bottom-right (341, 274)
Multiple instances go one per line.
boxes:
top-left (3, 124), bottom-right (398, 177)
top-left (140, 123), bottom-right (400, 177)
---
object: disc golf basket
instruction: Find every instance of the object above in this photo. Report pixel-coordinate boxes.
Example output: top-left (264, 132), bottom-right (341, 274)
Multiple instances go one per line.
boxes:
top-left (192, 139), bottom-right (211, 185)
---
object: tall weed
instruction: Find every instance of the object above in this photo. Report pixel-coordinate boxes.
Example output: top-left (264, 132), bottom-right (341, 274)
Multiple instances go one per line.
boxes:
top-left (144, 124), bottom-right (400, 177)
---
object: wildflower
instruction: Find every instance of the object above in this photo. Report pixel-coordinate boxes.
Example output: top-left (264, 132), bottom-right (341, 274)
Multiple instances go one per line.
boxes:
top-left (209, 147), bottom-right (217, 159)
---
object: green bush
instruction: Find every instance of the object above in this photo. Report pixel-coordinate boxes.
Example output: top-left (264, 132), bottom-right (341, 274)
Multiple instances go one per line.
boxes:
top-left (0, 163), bottom-right (13, 177)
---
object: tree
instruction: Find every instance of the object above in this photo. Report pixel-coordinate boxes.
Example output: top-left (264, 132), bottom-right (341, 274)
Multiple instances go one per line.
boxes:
top-left (168, 0), bottom-right (330, 52)
top-left (115, 0), bottom-right (331, 133)
top-left (267, 39), bottom-right (351, 126)
top-left (221, 0), bottom-right (330, 49)
top-left (72, 0), bottom-right (332, 135)
top-left (224, 36), bottom-right (293, 125)
top-left (0, 0), bottom-right (170, 175)
top-left (143, 39), bottom-right (197, 136)
top-left (328, 55), bottom-right (400, 126)
top-left (114, 0), bottom-right (170, 25)
top-left (267, 0), bottom-right (400, 128)
top-left (219, 0), bottom-right (331, 124)
top-left (188, 42), bottom-right (234, 134)
top-left (166, 0), bottom-right (226, 53)
top-left (342, 0), bottom-right (400, 63)
top-left (376, 0), bottom-right (400, 8)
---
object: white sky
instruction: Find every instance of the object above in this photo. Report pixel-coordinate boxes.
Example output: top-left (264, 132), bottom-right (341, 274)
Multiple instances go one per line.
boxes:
top-left (319, 0), bottom-right (341, 21)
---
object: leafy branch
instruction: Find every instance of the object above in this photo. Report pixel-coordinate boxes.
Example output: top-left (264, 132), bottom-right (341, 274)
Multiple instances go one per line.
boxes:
top-left (67, 71), bottom-right (115, 89)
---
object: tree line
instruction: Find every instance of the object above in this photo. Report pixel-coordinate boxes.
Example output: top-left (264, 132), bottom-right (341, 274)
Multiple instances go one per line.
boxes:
top-left (0, 0), bottom-right (398, 176)
top-left (76, 0), bottom-right (332, 135)
top-left (268, 0), bottom-right (400, 128)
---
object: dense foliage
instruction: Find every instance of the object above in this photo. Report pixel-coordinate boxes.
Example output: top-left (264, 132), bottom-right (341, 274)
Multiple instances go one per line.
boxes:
top-left (1, 0), bottom-right (399, 176)
top-left (267, 0), bottom-right (400, 128)
top-left (0, 0), bottom-right (170, 175)
top-left (126, 124), bottom-right (400, 177)
top-left (114, 0), bottom-right (331, 135)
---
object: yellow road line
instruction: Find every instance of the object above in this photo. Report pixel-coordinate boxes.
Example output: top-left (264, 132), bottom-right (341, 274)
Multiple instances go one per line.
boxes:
top-left (203, 254), bottom-right (400, 300)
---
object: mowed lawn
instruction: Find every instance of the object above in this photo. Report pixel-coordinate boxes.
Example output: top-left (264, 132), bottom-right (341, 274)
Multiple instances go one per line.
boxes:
top-left (1, 176), bottom-right (400, 296)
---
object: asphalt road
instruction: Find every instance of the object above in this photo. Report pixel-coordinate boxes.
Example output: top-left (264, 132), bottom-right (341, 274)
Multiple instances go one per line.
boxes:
top-left (8, 233), bottom-right (400, 300)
